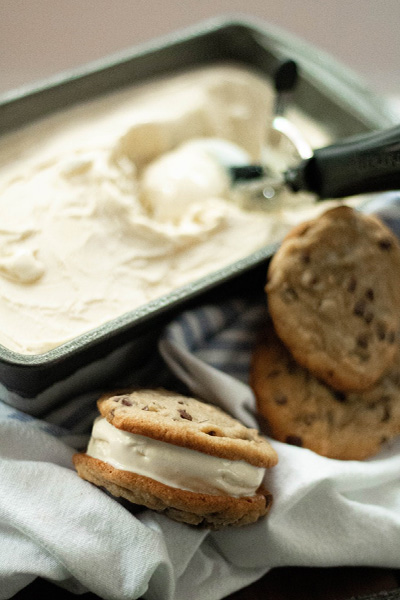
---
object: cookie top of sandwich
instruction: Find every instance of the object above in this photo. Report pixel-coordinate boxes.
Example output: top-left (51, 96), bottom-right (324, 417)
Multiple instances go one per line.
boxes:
top-left (98, 388), bottom-right (278, 468)
top-left (266, 206), bottom-right (400, 392)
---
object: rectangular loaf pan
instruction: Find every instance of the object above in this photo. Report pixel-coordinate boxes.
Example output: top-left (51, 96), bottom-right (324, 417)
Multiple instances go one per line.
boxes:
top-left (0, 16), bottom-right (397, 400)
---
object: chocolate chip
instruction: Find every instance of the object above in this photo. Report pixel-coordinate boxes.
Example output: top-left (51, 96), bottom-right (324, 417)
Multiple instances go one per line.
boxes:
top-left (333, 390), bottom-right (347, 403)
top-left (207, 430), bottom-right (217, 436)
top-left (378, 238), bottom-right (392, 250)
top-left (356, 332), bottom-right (369, 349)
top-left (286, 435), bottom-right (303, 447)
top-left (382, 406), bottom-right (391, 422)
top-left (178, 409), bottom-right (192, 421)
top-left (347, 276), bottom-right (357, 293)
top-left (116, 394), bottom-right (132, 405)
top-left (274, 393), bottom-right (288, 405)
top-left (353, 299), bottom-right (366, 317)
top-left (364, 311), bottom-right (374, 324)
top-left (376, 322), bottom-right (387, 341)
top-left (286, 359), bottom-right (297, 374)
top-left (365, 288), bottom-right (374, 301)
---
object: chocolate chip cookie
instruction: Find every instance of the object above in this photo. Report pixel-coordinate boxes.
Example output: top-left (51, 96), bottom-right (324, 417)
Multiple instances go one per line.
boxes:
top-left (73, 388), bottom-right (277, 529)
top-left (250, 322), bottom-right (400, 460)
top-left (266, 206), bottom-right (400, 391)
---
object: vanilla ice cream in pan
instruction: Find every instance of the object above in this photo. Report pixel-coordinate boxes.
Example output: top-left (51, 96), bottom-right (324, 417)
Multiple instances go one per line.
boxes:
top-left (0, 17), bottom-right (396, 402)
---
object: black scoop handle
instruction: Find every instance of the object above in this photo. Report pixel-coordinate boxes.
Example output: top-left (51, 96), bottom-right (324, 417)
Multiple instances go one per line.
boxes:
top-left (273, 59), bottom-right (298, 94)
top-left (284, 124), bottom-right (400, 199)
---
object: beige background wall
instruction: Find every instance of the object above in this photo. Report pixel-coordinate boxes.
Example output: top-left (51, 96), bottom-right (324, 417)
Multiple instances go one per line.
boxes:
top-left (0, 0), bottom-right (399, 101)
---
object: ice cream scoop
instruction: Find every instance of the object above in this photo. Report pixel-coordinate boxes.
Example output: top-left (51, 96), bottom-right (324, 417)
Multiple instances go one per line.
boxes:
top-left (230, 123), bottom-right (400, 204)
top-left (270, 58), bottom-right (312, 161)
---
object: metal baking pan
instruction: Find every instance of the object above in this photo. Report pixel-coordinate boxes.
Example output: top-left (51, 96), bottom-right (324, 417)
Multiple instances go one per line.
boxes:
top-left (0, 16), bottom-right (397, 401)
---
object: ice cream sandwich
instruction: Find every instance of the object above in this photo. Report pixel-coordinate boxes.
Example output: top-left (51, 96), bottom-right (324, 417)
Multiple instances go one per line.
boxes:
top-left (73, 388), bottom-right (277, 529)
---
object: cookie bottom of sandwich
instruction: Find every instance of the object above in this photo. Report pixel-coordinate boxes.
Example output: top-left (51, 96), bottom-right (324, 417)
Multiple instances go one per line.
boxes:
top-left (73, 454), bottom-right (272, 529)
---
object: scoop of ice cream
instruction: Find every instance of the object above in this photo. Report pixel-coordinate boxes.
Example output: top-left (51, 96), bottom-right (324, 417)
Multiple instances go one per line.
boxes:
top-left (140, 138), bottom-right (250, 223)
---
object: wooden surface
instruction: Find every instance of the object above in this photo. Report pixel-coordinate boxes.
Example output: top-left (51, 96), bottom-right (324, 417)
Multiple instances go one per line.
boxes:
top-left (11, 567), bottom-right (400, 599)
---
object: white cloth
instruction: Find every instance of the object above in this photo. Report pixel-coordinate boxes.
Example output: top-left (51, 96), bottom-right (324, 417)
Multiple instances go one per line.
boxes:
top-left (1, 195), bottom-right (400, 600)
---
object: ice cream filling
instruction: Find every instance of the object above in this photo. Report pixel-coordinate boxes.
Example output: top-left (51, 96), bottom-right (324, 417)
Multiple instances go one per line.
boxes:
top-left (87, 417), bottom-right (266, 497)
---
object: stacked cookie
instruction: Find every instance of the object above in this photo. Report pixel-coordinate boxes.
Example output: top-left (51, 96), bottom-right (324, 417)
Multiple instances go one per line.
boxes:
top-left (250, 206), bottom-right (400, 460)
top-left (74, 388), bottom-right (278, 528)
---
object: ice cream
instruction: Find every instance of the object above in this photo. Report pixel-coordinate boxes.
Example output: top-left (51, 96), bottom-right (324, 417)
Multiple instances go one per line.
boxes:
top-left (0, 64), bottom-right (332, 355)
top-left (87, 416), bottom-right (266, 497)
